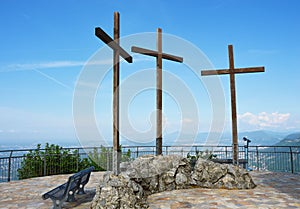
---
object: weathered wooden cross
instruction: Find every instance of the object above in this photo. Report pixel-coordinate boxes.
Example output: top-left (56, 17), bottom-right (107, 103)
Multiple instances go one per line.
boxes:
top-left (95, 12), bottom-right (133, 175)
top-left (201, 45), bottom-right (264, 165)
top-left (131, 28), bottom-right (183, 155)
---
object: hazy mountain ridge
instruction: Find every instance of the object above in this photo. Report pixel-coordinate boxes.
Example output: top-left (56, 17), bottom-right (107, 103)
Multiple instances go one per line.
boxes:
top-left (273, 132), bottom-right (300, 146)
top-left (1, 130), bottom-right (300, 150)
top-left (162, 130), bottom-right (287, 146)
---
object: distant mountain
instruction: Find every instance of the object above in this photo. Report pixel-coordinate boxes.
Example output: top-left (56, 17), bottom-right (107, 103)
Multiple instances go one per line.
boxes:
top-left (162, 130), bottom-right (286, 146)
top-left (239, 130), bottom-right (286, 146)
top-left (273, 132), bottom-right (300, 146)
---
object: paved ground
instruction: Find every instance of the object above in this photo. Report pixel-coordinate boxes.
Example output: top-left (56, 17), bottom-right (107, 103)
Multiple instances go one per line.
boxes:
top-left (0, 171), bottom-right (299, 209)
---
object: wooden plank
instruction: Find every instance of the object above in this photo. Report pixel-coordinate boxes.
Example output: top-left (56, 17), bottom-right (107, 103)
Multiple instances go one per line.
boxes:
top-left (201, 67), bottom-right (265, 76)
top-left (95, 27), bottom-right (133, 63)
top-left (156, 28), bottom-right (163, 156)
top-left (131, 46), bottom-right (183, 63)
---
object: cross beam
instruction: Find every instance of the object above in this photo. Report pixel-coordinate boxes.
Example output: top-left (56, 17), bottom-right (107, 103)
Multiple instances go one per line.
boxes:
top-left (201, 67), bottom-right (264, 76)
top-left (95, 27), bottom-right (132, 63)
top-left (131, 46), bottom-right (183, 62)
top-left (131, 28), bottom-right (183, 155)
top-left (95, 12), bottom-right (133, 175)
top-left (201, 45), bottom-right (265, 165)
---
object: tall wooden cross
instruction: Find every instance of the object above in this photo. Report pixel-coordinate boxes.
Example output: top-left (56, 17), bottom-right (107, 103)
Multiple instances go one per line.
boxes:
top-left (201, 45), bottom-right (264, 165)
top-left (131, 28), bottom-right (183, 155)
top-left (95, 12), bottom-right (133, 175)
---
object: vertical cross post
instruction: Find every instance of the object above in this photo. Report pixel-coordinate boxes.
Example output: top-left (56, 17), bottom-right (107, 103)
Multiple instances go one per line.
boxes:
top-left (201, 45), bottom-right (264, 165)
top-left (228, 45), bottom-right (238, 165)
top-left (156, 28), bottom-right (163, 155)
top-left (95, 12), bottom-right (133, 175)
top-left (131, 28), bottom-right (183, 155)
top-left (113, 12), bottom-right (120, 175)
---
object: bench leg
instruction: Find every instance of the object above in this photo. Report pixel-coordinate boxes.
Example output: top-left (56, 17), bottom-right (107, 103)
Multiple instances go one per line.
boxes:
top-left (77, 184), bottom-right (85, 195)
top-left (66, 190), bottom-right (76, 202)
top-left (51, 199), bottom-right (63, 209)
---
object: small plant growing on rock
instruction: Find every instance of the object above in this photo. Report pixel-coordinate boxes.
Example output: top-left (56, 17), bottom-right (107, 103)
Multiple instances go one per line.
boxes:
top-left (187, 150), bottom-right (217, 168)
top-left (187, 150), bottom-right (217, 160)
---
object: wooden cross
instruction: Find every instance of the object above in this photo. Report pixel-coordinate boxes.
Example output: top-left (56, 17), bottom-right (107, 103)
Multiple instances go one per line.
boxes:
top-left (95, 12), bottom-right (133, 175)
top-left (201, 45), bottom-right (264, 165)
top-left (131, 28), bottom-right (183, 155)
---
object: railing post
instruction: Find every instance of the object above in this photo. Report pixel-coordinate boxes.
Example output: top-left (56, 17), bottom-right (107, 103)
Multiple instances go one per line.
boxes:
top-left (136, 146), bottom-right (139, 158)
top-left (44, 154), bottom-right (47, 176)
top-left (290, 146), bottom-right (294, 173)
top-left (166, 146), bottom-right (168, 155)
top-left (77, 148), bottom-right (80, 172)
top-left (106, 149), bottom-right (110, 171)
top-left (256, 146), bottom-right (259, 171)
top-left (7, 151), bottom-right (13, 182)
top-left (225, 146), bottom-right (228, 159)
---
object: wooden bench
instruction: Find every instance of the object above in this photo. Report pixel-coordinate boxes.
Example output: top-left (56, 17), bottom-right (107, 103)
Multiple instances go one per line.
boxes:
top-left (211, 159), bottom-right (248, 169)
top-left (42, 166), bottom-right (94, 209)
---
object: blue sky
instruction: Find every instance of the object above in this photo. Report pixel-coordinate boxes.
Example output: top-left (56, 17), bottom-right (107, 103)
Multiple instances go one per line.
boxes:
top-left (0, 0), bottom-right (299, 146)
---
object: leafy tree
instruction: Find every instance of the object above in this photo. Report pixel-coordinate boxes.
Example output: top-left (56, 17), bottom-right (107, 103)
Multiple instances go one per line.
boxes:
top-left (87, 146), bottom-right (111, 171)
top-left (18, 143), bottom-right (133, 180)
top-left (87, 145), bottom-right (132, 171)
top-left (18, 143), bottom-right (94, 179)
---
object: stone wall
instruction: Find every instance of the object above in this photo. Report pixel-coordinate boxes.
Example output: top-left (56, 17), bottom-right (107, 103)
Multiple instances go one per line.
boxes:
top-left (91, 155), bottom-right (256, 209)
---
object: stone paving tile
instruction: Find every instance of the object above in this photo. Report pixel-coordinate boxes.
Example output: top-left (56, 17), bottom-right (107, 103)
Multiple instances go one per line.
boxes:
top-left (0, 172), bottom-right (104, 209)
top-left (0, 171), bottom-right (299, 209)
top-left (148, 171), bottom-right (300, 209)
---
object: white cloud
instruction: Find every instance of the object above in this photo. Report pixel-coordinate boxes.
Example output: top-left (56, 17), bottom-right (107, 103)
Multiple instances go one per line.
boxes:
top-left (1, 56), bottom-right (152, 73)
top-left (181, 118), bottom-right (193, 124)
top-left (238, 112), bottom-right (290, 130)
top-left (6, 61), bottom-right (85, 71)
top-left (0, 59), bottom-right (115, 73)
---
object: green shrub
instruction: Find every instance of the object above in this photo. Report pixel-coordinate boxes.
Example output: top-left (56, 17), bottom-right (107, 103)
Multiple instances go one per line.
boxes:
top-left (87, 145), bottom-right (132, 171)
top-left (18, 143), bottom-right (133, 180)
top-left (17, 143), bottom-right (94, 179)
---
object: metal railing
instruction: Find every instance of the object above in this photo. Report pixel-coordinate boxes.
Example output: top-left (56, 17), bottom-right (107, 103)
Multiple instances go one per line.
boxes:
top-left (0, 145), bottom-right (299, 182)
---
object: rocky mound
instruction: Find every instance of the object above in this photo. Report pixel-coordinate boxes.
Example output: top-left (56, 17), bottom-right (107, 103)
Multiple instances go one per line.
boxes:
top-left (91, 155), bottom-right (256, 209)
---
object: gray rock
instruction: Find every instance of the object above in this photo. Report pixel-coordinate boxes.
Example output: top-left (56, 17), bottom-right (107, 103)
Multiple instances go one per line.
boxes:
top-left (92, 155), bottom-right (256, 209)
top-left (191, 158), bottom-right (256, 189)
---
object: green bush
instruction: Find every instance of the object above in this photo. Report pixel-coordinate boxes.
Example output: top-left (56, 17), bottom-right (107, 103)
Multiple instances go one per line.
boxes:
top-left (87, 145), bottom-right (132, 171)
top-left (17, 143), bottom-right (94, 179)
top-left (18, 143), bottom-right (133, 180)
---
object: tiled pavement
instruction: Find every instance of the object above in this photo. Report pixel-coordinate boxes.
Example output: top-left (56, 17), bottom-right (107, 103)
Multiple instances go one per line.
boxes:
top-left (0, 171), bottom-right (299, 209)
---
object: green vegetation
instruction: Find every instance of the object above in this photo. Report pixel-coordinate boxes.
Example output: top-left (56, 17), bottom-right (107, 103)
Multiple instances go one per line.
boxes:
top-left (187, 150), bottom-right (217, 168)
top-left (17, 143), bottom-right (132, 180)
top-left (187, 150), bottom-right (217, 161)
top-left (18, 143), bottom-right (89, 179)
top-left (87, 145), bottom-right (132, 170)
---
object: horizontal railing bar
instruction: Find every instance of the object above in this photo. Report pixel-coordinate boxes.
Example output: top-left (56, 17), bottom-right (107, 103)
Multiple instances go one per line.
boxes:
top-left (1, 145), bottom-right (300, 153)
top-left (1, 145), bottom-right (299, 183)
